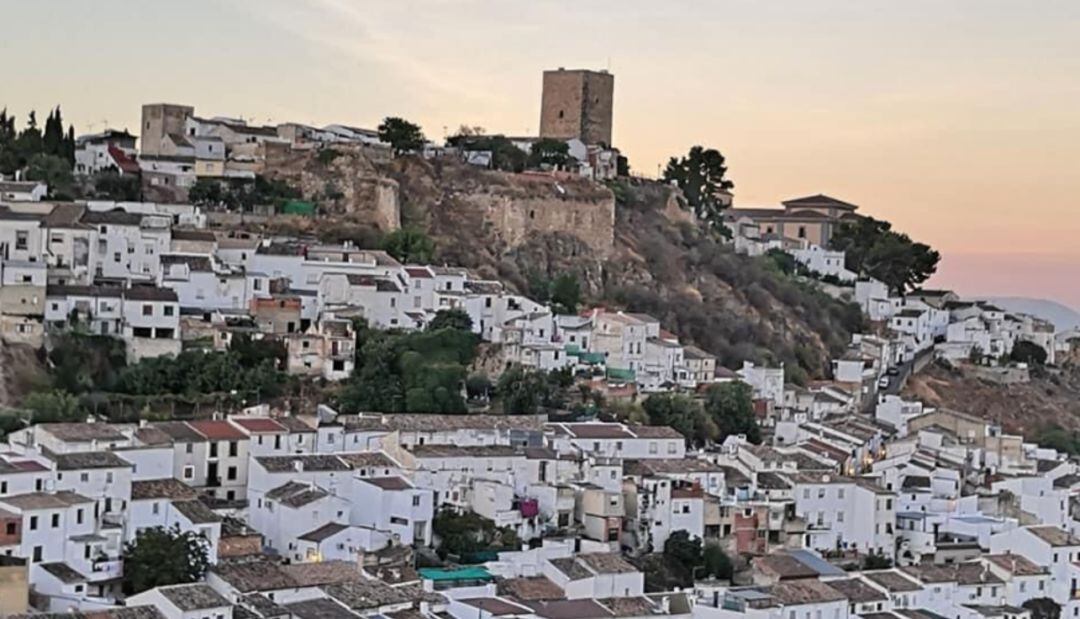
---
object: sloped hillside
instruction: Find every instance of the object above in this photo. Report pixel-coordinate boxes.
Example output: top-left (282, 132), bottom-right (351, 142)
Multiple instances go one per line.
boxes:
top-left (905, 361), bottom-right (1080, 437)
top-left (380, 157), bottom-right (864, 382)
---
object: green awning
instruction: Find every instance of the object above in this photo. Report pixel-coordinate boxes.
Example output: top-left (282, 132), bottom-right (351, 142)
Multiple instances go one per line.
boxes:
top-left (281, 200), bottom-right (316, 215)
top-left (418, 566), bottom-right (494, 582)
top-left (606, 367), bottom-right (636, 381)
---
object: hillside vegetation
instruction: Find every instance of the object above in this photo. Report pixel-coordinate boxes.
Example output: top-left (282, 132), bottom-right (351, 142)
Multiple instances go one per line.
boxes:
top-left (380, 157), bottom-right (864, 382)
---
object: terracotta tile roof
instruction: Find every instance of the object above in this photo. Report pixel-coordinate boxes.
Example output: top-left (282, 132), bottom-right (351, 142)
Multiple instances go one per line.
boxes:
top-left (982, 554), bottom-right (1046, 576)
top-left (131, 478), bottom-right (197, 501)
top-left (51, 450), bottom-right (132, 470)
top-left (38, 422), bottom-right (128, 442)
top-left (362, 476), bottom-right (413, 491)
top-left (323, 577), bottom-right (413, 611)
top-left (298, 522), bottom-right (350, 543)
top-left (286, 597), bottom-right (361, 619)
top-left (863, 570), bottom-right (922, 592)
top-left (231, 417), bottom-right (287, 433)
top-left (187, 419), bottom-right (247, 441)
top-left (157, 583), bottom-right (230, 611)
top-left (577, 552), bottom-right (637, 574)
top-left (458, 598), bottom-right (534, 616)
top-left (767, 579), bottom-right (847, 605)
top-left (0, 491), bottom-right (93, 510)
top-left (825, 578), bottom-right (888, 603)
top-left (1027, 525), bottom-right (1080, 547)
top-left (39, 561), bottom-right (87, 584)
top-left (498, 576), bottom-right (564, 601)
top-left (172, 499), bottom-right (223, 524)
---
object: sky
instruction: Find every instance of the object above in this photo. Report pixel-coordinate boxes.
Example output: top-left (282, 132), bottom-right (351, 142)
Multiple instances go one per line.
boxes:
top-left (4, 1), bottom-right (1080, 307)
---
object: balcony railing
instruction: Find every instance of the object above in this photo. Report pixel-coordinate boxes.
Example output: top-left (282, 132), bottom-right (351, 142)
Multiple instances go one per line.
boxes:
top-left (91, 558), bottom-right (123, 580)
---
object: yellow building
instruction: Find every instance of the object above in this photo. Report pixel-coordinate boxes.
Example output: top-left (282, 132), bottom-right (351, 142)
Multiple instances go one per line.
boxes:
top-left (725, 194), bottom-right (859, 247)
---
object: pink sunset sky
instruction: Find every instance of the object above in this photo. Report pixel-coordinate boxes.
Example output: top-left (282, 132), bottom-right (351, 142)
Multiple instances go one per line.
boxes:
top-left (5, 1), bottom-right (1080, 307)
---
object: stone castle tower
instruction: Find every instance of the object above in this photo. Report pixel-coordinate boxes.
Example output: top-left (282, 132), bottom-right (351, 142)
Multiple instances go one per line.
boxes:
top-left (140, 103), bottom-right (194, 156)
top-left (538, 68), bottom-right (614, 146)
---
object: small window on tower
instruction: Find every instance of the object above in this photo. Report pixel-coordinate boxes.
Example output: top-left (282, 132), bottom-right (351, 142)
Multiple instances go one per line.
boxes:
top-left (558, 110), bottom-right (564, 119)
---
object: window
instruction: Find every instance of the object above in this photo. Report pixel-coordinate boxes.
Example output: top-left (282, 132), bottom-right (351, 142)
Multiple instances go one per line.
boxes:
top-left (227, 466), bottom-right (237, 480)
top-left (29, 516), bottom-right (38, 530)
top-left (183, 465), bottom-right (194, 480)
top-left (667, 441), bottom-right (677, 454)
top-left (32, 546), bottom-right (42, 562)
top-left (76, 509), bottom-right (83, 524)
top-left (51, 513), bottom-right (59, 528)
top-left (649, 441), bottom-right (658, 454)
top-left (164, 305), bottom-right (174, 316)
top-left (228, 441), bottom-right (238, 457)
top-left (4, 523), bottom-right (14, 535)
top-left (113, 252), bottom-right (121, 263)
top-left (15, 230), bottom-right (27, 250)
top-left (152, 502), bottom-right (160, 515)
top-left (837, 488), bottom-right (845, 499)
top-left (142, 304), bottom-right (152, 316)
top-left (185, 443), bottom-right (193, 454)
top-left (412, 495), bottom-right (421, 507)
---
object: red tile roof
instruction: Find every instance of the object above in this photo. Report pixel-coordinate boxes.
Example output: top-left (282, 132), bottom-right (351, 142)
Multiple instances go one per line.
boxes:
top-left (188, 420), bottom-right (247, 441)
top-left (108, 145), bottom-right (141, 174)
top-left (231, 418), bottom-right (287, 433)
top-left (12, 460), bottom-right (49, 472)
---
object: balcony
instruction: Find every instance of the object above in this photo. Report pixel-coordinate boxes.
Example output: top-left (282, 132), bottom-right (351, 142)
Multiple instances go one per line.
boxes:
top-left (90, 558), bottom-right (123, 581)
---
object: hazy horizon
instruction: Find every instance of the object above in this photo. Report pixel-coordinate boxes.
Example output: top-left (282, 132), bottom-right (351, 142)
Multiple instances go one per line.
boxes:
top-left (5, 0), bottom-right (1079, 307)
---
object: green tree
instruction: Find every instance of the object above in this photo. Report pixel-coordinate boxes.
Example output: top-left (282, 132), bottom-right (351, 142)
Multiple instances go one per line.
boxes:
top-left (448, 132), bottom-right (528, 172)
top-left (25, 153), bottom-right (74, 198)
top-left (662, 146), bottom-right (734, 234)
top-left (662, 530), bottom-right (703, 587)
top-left (1023, 598), bottom-right (1062, 619)
top-left (428, 308), bottom-right (473, 332)
top-left (381, 227), bottom-right (435, 264)
top-left (92, 171), bottom-right (141, 201)
top-left (378, 117), bottom-right (425, 154)
top-left (642, 393), bottom-right (717, 447)
top-left (187, 178), bottom-right (225, 206)
top-left (528, 138), bottom-right (571, 169)
top-left (432, 506), bottom-right (521, 559)
top-left (829, 216), bottom-right (940, 294)
top-left (123, 525), bottom-right (210, 595)
top-left (702, 381), bottom-right (761, 444)
top-left (22, 390), bottom-right (81, 423)
top-left (862, 553), bottom-right (893, 569)
top-left (549, 273), bottom-right (582, 315)
top-left (48, 333), bottom-right (128, 394)
top-left (339, 327), bottom-right (478, 414)
top-left (466, 373), bottom-right (492, 400)
top-left (229, 333), bottom-right (286, 368)
top-left (497, 365), bottom-right (565, 415)
top-left (1011, 340), bottom-right (1048, 366)
top-left (703, 542), bottom-right (733, 579)
top-left (13, 110), bottom-right (43, 164)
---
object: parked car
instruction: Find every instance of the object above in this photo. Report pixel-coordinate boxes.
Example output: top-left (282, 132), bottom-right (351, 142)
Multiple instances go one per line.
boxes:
top-left (877, 376), bottom-right (890, 389)
top-left (886, 366), bottom-right (900, 376)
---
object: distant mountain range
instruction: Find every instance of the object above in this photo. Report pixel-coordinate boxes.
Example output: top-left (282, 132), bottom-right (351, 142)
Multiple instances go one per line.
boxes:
top-left (981, 297), bottom-right (1080, 330)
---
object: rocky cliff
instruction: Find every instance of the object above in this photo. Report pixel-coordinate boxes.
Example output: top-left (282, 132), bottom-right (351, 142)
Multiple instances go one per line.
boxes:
top-left (379, 157), bottom-right (864, 381)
